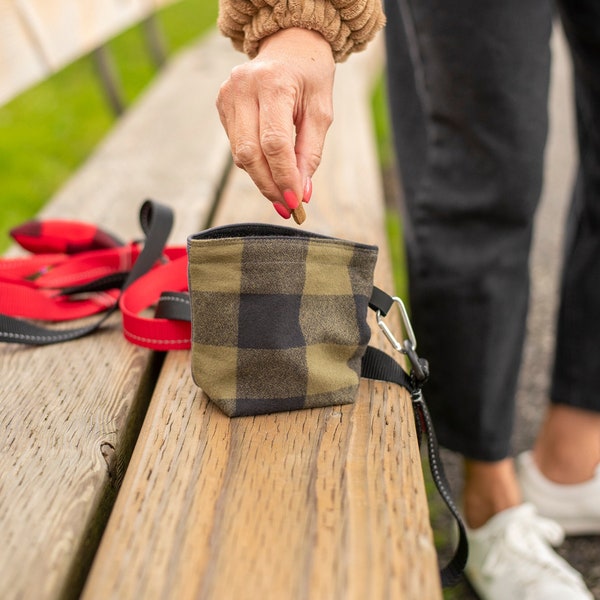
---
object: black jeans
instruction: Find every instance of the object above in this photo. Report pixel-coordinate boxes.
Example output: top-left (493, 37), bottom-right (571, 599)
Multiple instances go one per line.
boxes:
top-left (384, 0), bottom-right (600, 461)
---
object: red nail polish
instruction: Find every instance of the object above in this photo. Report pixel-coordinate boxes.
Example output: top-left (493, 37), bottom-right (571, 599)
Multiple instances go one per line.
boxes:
top-left (273, 202), bottom-right (291, 219)
top-left (303, 178), bottom-right (312, 203)
top-left (283, 189), bottom-right (299, 210)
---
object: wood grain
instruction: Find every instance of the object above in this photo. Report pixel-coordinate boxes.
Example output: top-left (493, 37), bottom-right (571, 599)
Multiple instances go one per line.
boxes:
top-left (0, 31), bottom-right (239, 600)
top-left (0, 0), bottom-right (178, 106)
top-left (83, 36), bottom-right (442, 600)
top-left (0, 0), bottom-right (47, 105)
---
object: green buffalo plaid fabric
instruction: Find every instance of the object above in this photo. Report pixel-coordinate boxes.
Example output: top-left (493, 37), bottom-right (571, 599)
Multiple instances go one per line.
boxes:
top-left (187, 224), bottom-right (378, 417)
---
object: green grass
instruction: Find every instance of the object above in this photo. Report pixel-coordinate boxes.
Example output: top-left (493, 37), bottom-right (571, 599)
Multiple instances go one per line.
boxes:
top-left (385, 208), bottom-right (409, 304)
top-left (370, 74), bottom-right (409, 305)
top-left (371, 73), bottom-right (394, 172)
top-left (0, 0), bottom-right (218, 252)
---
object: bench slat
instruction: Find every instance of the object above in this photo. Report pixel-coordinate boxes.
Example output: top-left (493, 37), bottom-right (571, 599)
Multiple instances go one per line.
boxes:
top-left (0, 31), bottom-right (239, 600)
top-left (0, 0), bottom-right (47, 105)
top-left (33, 32), bottom-right (237, 242)
top-left (0, 0), bottom-right (178, 106)
top-left (82, 38), bottom-right (442, 599)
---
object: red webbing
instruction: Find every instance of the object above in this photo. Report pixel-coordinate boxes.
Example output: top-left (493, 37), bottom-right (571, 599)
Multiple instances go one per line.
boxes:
top-left (10, 219), bottom-right (122, 254)
top-left (1, 219), bottom-right (191, 350)
top-left (0, 281), bottom-right (119, 320)
top-left (120, 254), bottom-right (190, 350)
top-left (0, 244), bottom-right (139, 320)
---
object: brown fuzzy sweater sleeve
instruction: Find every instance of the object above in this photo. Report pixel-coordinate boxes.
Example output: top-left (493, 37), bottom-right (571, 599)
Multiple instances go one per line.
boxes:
top-left (218, 0), bottom-right (385, 63)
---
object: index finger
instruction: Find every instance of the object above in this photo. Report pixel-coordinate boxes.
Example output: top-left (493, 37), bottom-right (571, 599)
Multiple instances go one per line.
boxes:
top-left (258, 85), bottom-right (303, 210)
top-left (218, 74), bottom-right (289, 209)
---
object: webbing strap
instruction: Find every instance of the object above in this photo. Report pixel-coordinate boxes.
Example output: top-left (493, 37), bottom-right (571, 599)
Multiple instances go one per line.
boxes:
top-left (361, 346), bottom-right (468, 587)
top-left (119, 254), bottom-right (190, 349)
top-left (0, 199), bottom-right (172, 345)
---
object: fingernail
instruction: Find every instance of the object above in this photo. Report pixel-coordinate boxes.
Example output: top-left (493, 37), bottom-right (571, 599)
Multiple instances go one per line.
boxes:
top-left (303, 178), bottom-right (312, 203)
top-left (273, 202), bottom-right (291, 219)
top-left (283, 189), bottom-right (299, 210)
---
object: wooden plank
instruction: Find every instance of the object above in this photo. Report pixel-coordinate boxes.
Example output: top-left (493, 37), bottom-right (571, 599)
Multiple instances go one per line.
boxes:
top-left (33, 31), bottom-right (236, 241)
top-left (15, 0), bottom-right (179, 68)
top-left (82, 36), bottom-right (442, 600)
top-left (0, 0), bottom-right (179, 106)
top-left (0, 0), bottom-right (48, 105)
top-left (0, 31), bottom-right (240, 600)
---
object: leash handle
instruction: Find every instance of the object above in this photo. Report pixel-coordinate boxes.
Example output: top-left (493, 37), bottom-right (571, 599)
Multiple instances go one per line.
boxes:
top-left (0, 199), bottom-right (175, 346)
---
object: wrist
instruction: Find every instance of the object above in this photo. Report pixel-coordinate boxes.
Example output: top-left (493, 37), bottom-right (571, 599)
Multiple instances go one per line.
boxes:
top-left (258, 28), bottom-right (334, 64)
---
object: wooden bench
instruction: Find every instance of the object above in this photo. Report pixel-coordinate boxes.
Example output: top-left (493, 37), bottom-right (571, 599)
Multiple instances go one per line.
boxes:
top-left (0, 9), bottom-right (443, 599)
top-left (0, 0), bottom-right (175, 111)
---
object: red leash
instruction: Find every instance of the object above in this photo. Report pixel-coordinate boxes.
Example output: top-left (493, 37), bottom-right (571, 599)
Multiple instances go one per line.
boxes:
top-left (0, 202), bottom-right (191, 349)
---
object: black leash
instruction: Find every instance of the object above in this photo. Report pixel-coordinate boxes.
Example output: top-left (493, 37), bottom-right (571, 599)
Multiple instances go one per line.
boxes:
top-left (361, 343), bottom-right (468, 587)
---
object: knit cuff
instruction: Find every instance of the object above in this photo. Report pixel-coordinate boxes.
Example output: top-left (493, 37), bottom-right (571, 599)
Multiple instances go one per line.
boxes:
top-left (218, 0), bottom-right (385, 63)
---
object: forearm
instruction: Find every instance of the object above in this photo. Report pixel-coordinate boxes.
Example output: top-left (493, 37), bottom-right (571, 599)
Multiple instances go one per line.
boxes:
top-left (218, 0), bottom-right (385, 62)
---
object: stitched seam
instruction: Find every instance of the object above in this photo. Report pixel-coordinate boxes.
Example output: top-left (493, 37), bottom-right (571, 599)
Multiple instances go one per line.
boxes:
top-left (160, 295), bottom-right (190, 304)
top-left (125, 331), bottom-right (190, 345)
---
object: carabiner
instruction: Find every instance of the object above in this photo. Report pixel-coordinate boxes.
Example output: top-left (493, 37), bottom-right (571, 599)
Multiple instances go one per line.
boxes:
top-left (375, 296), bottom-right (417, 354)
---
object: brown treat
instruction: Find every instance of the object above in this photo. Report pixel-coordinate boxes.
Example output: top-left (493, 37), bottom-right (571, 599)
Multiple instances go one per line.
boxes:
top-left (292, 204), bottom-right (306, 225)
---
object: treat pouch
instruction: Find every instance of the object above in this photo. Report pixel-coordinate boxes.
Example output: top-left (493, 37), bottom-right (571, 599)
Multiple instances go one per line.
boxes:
top-left (187, 224), bottom-right (378, 417)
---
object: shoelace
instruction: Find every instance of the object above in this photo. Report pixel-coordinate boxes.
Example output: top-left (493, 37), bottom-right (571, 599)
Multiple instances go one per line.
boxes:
top-left (481, 505), bottom-right (583, 589)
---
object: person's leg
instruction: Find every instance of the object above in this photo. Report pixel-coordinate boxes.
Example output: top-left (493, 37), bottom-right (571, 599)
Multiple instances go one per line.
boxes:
top-left (383, 0), bottom-right (553, 464)
top-left (527, 0), bottom-right (600, 489)
top-left (461, 459), bottom-right (521, 528)
top-left (382, 3), bottom-right (595, 596)
top-left (533, 407), bottom-right (600, 483)
top-left (382, 4), bottom-right (596, 596)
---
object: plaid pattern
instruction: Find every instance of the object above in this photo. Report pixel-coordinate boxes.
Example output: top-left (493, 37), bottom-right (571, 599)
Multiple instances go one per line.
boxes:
top-left (188, 224), bottom-right (378, 417)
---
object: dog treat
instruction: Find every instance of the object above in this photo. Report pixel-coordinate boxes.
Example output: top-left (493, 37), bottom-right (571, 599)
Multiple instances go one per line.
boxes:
top-left (292, 204), bottom-right (306, 225)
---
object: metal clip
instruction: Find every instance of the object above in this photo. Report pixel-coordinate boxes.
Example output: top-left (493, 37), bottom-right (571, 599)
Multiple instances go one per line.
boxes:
top-left (375, 296), bottom-right (417, 354)
top-left (376, 297), bottom-right (429, 385)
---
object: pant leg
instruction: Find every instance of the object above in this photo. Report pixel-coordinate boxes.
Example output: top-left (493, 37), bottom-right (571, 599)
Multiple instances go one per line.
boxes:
top-left (551, 0), bottom-right (600, 412)
top-left (383, 0), bottom-right (554, 460)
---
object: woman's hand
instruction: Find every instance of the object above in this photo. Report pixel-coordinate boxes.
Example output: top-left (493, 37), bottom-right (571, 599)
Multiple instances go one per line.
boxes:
top-left (216, 28), bottom-right (335, 219)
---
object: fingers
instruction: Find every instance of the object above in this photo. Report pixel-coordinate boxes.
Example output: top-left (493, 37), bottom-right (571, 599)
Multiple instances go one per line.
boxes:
top-left (218, 68), bottom-right (286, 200)
top-left (217, 69), bottom-right (298, 219)
top-left (216, 28), bottom-right (335, 220)
top-left (294, 102), bottom-right (333, 196)
top-left (257, 83), bottom-right (303, 210)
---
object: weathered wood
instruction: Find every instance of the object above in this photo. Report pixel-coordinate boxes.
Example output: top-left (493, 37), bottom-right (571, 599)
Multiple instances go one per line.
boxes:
top-left (0, 0), bottom-right (47, 105)
top-left (0, 0), bottom-right (178, 106)
top-left (82, 37), bottom-right (442, 600)
top-left (0, 31), bottom-right (239, 600)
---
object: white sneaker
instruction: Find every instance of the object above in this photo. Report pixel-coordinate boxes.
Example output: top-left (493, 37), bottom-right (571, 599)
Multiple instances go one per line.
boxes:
top-left (517, 450), bottom-right (600, 536)
top-left (465, 504), bottom-right (593, 600)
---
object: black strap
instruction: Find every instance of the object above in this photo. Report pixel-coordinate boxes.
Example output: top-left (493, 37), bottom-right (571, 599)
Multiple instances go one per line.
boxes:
top-left (155, 291), bottom-right (191, 321)
top-left (361, 346), bottom-right (468, 587)
top-left (0, 199), bottom-right (172, 345)
top-left (368, 285), bottom-right (395, 316)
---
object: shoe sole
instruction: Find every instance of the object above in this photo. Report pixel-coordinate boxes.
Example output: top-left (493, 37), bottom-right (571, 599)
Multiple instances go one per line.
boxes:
top-left (557, 517), bottom-right (600, 537)
top-left (523, 505), bottom-right (600, 536)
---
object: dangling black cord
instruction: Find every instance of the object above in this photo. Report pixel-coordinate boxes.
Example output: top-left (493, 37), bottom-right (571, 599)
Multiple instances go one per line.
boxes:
top-left (361, 345), bottom-right (468, 587)
top-left (412, 389), bottom-right (469, 586)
